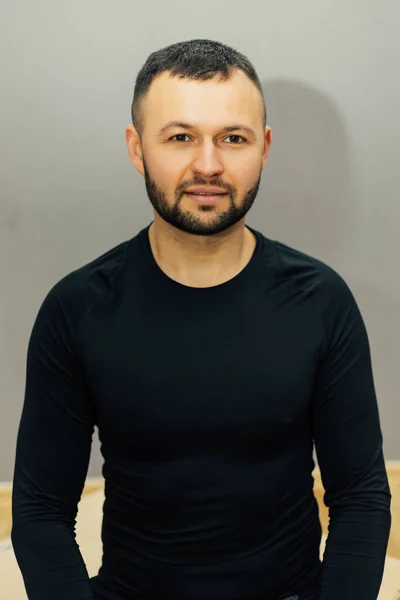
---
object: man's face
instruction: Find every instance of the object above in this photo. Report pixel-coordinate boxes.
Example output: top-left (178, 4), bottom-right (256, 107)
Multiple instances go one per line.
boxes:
top-left (127, 69), bottom-right (271, 236)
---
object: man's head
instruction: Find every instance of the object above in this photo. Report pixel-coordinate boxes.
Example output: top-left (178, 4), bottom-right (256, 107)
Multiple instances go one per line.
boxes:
top-left (126, 39), bottom-right (272, 237)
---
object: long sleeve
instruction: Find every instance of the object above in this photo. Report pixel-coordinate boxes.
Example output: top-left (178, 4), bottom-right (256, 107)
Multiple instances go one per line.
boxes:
top-left (312, 273), bottom-right (392, 599)
top-left (11, 277), bottom-right (96, 600)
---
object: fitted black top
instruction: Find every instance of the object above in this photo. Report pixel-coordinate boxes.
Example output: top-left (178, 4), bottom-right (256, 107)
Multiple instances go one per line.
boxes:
top-left (11, 223), bottom-right (391, 600)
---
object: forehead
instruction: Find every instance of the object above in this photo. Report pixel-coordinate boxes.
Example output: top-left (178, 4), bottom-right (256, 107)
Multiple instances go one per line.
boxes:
top-left (143, 69), bottom-right (263, 130)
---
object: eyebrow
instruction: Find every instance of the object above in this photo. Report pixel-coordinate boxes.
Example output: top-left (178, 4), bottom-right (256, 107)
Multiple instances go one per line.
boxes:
top-left (156, 121), bottom-right (258, 140)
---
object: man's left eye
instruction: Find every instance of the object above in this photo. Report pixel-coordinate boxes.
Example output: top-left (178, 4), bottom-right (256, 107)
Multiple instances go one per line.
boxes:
top-left (226, 135), bottom-right (245, 144)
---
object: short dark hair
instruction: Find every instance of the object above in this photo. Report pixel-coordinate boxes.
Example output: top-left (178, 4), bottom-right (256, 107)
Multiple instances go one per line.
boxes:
top-left (131, 39), bottom-right (267, 137)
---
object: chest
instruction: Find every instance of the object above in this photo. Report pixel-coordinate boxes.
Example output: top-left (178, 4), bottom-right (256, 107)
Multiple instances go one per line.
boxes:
top-left (81, 289), bottom-right (321, 454)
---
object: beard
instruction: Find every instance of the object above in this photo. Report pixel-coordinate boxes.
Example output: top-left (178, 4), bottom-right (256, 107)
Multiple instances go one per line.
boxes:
top-left (142, 156), bottom-right (262, 237)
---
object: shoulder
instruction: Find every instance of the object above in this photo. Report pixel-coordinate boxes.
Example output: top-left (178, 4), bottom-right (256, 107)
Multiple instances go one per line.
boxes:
top-left (272, 238), bottom-right (356, 310)
top-left (270, 238), bottom-right (368, 353)
top-left (267, 238), bottom-right (369, 357)
top-left (34, 239), bottom-right (130, 331)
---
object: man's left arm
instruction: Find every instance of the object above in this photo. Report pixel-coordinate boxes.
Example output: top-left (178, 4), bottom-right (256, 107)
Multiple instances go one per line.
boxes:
top-left (312, 272), bottom-right (391, 600)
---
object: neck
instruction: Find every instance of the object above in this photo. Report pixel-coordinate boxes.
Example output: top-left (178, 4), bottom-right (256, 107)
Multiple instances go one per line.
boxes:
top-left (148, 216), bottom-right (256, 288)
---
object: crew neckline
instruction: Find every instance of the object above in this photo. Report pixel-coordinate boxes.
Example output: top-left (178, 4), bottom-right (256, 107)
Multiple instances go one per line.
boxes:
top-left (136, 221), bottom-right (269, 294)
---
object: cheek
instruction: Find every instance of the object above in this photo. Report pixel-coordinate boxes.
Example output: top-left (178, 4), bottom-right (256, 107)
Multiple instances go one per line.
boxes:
top-left (231, 161), bottom-right (261, 189)
top-left (228, 147), bottom-right (262, 178)
top-left (147, 152), bottom-right (181, 187)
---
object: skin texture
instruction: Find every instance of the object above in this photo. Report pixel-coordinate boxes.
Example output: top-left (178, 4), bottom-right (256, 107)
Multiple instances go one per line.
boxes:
top-left (126, 69), bottom-right (272, 288)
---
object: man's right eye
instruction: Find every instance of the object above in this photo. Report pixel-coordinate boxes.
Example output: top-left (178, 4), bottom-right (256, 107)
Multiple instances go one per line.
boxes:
top-left (170, 134), bottom-right (191, 142)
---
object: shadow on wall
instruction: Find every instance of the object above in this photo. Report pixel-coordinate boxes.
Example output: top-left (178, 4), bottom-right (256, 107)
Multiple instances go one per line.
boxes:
top-left (250, 78), bottom-right (355, 266)
top-left (248, 78), bottom-right (399, 460)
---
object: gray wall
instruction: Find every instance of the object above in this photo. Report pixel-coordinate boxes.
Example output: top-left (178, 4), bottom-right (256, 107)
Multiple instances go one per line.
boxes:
top-left (1, 0), bottom-right (399, 481)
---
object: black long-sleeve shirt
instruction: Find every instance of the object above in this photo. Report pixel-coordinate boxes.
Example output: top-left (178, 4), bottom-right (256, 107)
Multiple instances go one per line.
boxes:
top-left (12, 222), bottom-right (391, 600)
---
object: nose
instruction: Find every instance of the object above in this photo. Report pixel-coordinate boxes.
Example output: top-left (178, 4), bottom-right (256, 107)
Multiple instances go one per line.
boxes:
top-left (190, 141), bottom-right (224, 178)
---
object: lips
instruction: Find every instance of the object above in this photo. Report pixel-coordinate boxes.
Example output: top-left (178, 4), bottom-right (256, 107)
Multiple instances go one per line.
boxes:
top-left (185, 188), bottom-right (228, 195)
top-left (185, 192), bottom-right (227, 196)
top-left (185, 192), bottom-right (227, 203)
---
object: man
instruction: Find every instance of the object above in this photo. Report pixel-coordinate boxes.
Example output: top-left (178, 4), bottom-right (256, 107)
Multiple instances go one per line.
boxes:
top-left (12, 39), bottom-right (391, 600)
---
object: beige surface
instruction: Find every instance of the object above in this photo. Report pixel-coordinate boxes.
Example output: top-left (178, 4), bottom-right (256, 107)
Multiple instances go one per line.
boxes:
top-left (312, 462), bottom-right (400, 560)
top-left (4, 462), bottom-right (399, 557)
top-left (0, 488), bottom-right (105, 600)
top-left (0, 461), bottom-right (400, 559)
top-left (1, 487), bottom-right (400, 600)
top-left (0, 479), bottom-right (104, 542)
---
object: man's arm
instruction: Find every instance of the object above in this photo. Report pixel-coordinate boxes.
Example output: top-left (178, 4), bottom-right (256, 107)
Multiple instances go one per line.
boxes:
top-left (312, 272), bottom-right (391, 600)
top-left (11, 279), bottom-right (96, 600)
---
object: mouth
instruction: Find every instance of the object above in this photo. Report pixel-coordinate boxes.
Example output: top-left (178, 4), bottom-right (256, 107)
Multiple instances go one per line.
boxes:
top-left (184, 192), bottom-right (228, 203)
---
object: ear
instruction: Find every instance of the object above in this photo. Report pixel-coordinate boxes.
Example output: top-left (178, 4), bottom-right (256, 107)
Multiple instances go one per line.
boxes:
top-left (261, 126), bottom-right (272, 170)
top-left (125, 125), bottom-right (145, 177)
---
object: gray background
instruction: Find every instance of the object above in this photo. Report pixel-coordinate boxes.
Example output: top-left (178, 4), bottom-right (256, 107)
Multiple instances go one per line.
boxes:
top-left (1, 0), bottom-right (399, 481)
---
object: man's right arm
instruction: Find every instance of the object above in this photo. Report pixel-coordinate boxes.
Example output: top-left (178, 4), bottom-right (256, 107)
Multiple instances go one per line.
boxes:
top-left (11, 278), bottom-right (96, 600)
